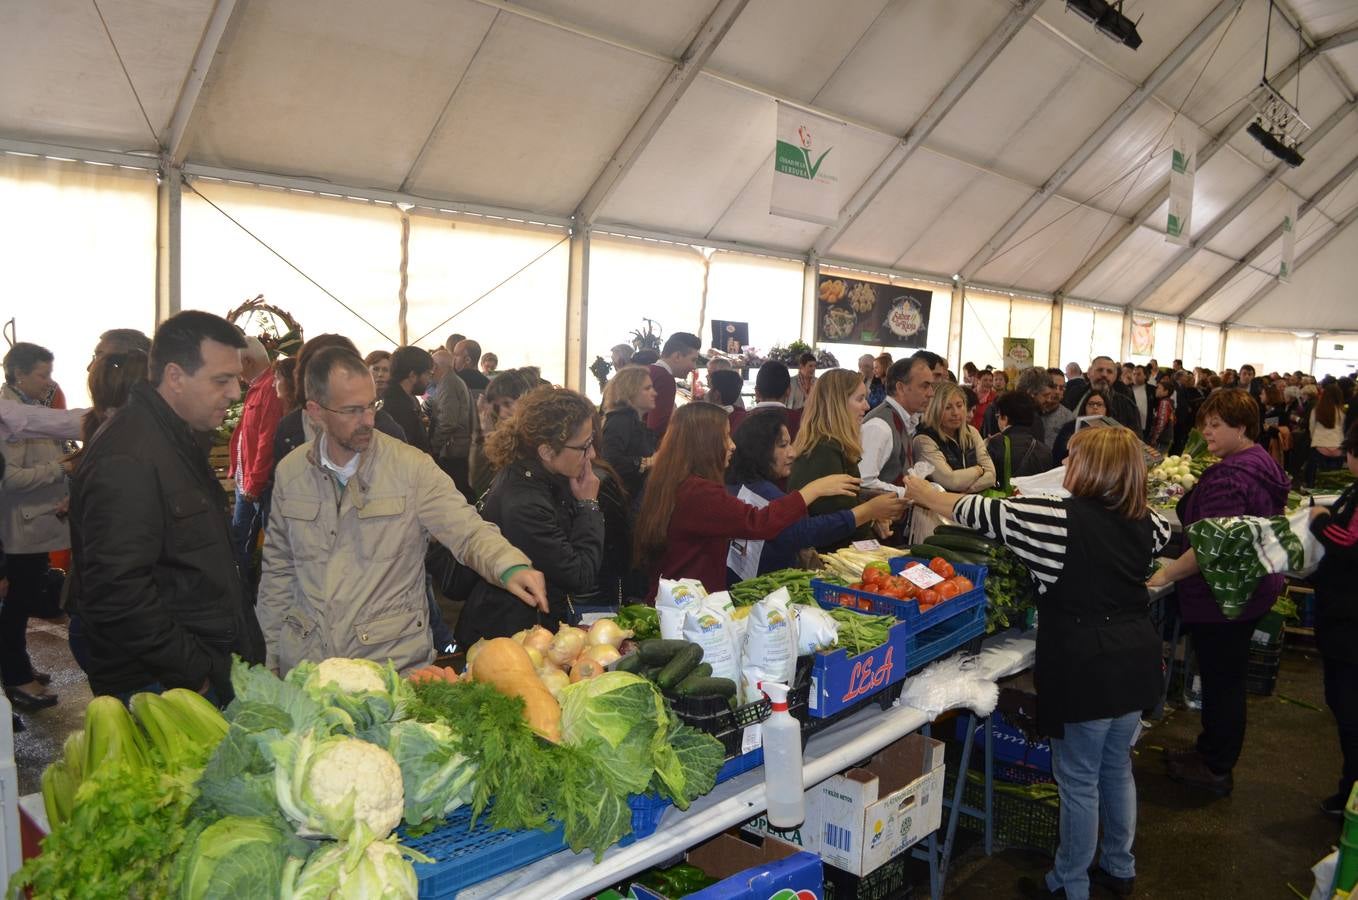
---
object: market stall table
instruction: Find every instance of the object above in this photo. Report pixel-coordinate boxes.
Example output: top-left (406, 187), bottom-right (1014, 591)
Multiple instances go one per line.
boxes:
top-left (464, 629), bottom-right (1038, 900)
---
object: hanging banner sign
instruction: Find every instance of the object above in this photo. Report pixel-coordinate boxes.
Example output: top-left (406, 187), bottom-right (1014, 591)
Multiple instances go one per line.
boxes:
top-left (1279, 198), bottom-right (1297, 284)
top-left (815, 273), bottom-right (931, 348)
top-left (771, 102), bottom-right (842, 225)
top-left (1167, 118), bottom-right (1197, 246)
top-left (1002, 338), bottom-right (1035, 377)
top-left (1130, 318), bottom-right (1155, 356)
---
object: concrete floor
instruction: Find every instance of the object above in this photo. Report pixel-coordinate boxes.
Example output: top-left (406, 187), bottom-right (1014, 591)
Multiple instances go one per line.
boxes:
top-left (941, 638), bottom-right (1344, 898)
top-left (10, 620), bottom-right (1347, 897)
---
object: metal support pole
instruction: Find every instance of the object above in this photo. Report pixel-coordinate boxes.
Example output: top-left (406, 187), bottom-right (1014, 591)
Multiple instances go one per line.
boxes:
top-left (1121, 308), bottom-right (1133, 362)
top-left (802, 253), bottom-right (819, 344)
top-left (564, 227), bottom-right (590, 392)
top-left (1175, 319), bottom-right (1186, 363)
top-left (156, 166), bottom-right (182, 324)
top-left (1218, 327), bottom-right (1229, 372)
top-left (1310, 335), bottom-right (1319, 377)
top-left (1048, 298), bottom-right (1063, 369)
top-left (949, 282), bottom-right (965, 370)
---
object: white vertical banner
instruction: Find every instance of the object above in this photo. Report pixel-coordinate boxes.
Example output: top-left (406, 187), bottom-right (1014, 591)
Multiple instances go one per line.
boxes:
top-left (1167, 118), bottom-right (1197, 246)
top-left (1279, 197), bottom-right (1297, 283)
top-left (771, 102), bottom-right (843, 225)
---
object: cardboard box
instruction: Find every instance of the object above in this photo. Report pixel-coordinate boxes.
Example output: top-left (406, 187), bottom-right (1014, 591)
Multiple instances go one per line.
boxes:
top-left (611, 833), bottom-right (823, 900)
top-left (744, 733), bottom-right (945, 877)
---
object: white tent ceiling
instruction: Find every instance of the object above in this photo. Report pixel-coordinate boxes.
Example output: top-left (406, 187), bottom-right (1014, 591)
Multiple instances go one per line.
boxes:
top-left (3, 0), bottom-right (1357, 329)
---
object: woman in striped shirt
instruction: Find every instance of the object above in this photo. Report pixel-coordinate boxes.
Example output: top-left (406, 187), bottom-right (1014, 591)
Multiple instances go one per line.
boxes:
top-left (906, 426), bottom-right (1171, 900)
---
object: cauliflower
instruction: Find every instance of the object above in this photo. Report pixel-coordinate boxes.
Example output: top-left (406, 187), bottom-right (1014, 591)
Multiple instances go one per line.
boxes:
top-left (286, 658), bottom-right (413, 738)
top-left (272, 729), bottom-right (404, 843)
top-left (311, 658), bottom-right (387, 694)
top-left (282, 837), bottom-right (421, 900)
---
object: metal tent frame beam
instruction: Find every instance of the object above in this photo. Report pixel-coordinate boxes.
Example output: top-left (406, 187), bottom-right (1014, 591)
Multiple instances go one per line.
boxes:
top-left (1319, 27), bottom-right (1358, 53)
top-left (809, 0), bottom-right (1043, 256)
top-left (958, 0), bottom-right (1247, 282)
top-left (164, 0), bottom-right (246, 166)
top-left (1121, 100), bottom-right (1356, 312)
top-left (573, 0), bottom-right (749, 224)
top-left (1223, 199), bottom-right (1358, 324)
top-left (1178, 149), bottom-right (1358, 320)
top-left (1053, 43), bottom-right (1321, 298)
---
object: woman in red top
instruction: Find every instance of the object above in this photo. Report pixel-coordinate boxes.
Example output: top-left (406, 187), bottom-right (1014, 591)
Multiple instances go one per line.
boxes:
top-left (971, 370), bottom-right (996, 431)
top-left (635, 402), bottom-right (858, 595)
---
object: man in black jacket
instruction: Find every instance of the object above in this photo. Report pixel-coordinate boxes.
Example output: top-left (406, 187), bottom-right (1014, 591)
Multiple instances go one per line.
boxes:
top-left (70, 311), bottom-right (265, 702)
top-left (381, 346), bottom-right (435, 454)
top-left (1063, 355), bottom-right (1139, 431)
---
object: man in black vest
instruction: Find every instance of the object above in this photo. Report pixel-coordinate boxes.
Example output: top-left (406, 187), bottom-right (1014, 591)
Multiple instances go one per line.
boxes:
top-left (860, 356), bottom-right (935, 497)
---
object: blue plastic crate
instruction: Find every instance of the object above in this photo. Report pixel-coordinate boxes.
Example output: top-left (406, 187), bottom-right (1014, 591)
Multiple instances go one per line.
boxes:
top-left (802, 614), bottom-right (912, 718)
top-left (620, 747), bottom-right (768, 847)
top-left (403, 805), bottom-right (566, 899)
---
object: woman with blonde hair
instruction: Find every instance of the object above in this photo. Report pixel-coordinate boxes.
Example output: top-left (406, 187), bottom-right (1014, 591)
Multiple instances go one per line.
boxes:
top-left (787, 368), bottom-right (875, 545)
top-left (913, 381), bottom-right (996, 493)
top-left (601, 365), bottom-right (658, 499)
top-left (906, 426), bottom-right (1172, 900)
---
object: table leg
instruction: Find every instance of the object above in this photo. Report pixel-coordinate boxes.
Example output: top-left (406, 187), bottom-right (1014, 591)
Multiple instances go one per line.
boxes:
top-left (984, 714), bottom-right (994, 856)
top-left (938, 712), bottom-right (976, 889)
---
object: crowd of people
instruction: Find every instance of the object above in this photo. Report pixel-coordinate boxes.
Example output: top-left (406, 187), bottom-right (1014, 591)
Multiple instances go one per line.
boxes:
top-left (1, 313), bottom-right (1357, 900)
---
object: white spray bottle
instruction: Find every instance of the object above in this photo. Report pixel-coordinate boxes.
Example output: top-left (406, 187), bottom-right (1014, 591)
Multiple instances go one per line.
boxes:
top-left (760, 681), bottom-right (805, 828)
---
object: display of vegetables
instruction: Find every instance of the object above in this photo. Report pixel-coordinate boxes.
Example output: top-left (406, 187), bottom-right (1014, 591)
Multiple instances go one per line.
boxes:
top-left (816, 545), bottom-right (910, 583)
top-left (614, 638), bottom-right (739, 700)
top-left (824, 608), bottom-right (896, 656)
top-left (843, 558), bottom-right (975, 613)
top-left (915, 525), bottom-right (1038, 632)
top-left (1147, 430), bottom-right (1218, 508)
top-left (729, 567), bottom-right (843, 607)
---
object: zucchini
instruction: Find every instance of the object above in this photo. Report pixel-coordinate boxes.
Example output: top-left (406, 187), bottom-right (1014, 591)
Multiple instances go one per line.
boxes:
top-left (639, 639), bottom-right (693, 667)
top-left (672, 664), bottom-right (714, 694)
top-left (614, 650), bottom-right (643, 674)
top-left (656, 643), bottom-right (705, 690)
top-left (910, 543), bottom-right (988, 566)
top-left (933, 524), bottom-right (996, 543)
top-left (674, 676), bottom-right (738, 699)
top-left (927, 533), bottom-right (999, 556)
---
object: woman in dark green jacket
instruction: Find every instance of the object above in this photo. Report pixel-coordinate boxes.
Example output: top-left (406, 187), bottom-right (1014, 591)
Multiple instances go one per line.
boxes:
top-left (787, 368), bottom-right (873, 547)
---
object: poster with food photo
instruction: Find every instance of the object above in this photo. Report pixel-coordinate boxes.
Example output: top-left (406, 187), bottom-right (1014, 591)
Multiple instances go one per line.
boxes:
top-left (1002, 337), bottom-right (1036, 377)
top-left (815, 274), bottom-right (931, 348)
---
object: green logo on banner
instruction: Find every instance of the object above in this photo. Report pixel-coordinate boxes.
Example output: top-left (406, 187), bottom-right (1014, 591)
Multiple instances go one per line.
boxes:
top-left (775, 140), bottom-right (833, 181)
top-left (1168, 214), bottom-right (1184, 237)
top-left (1282, 215), bottom-right (1294, 233)
top-left (1172, 149), bottom-right (1189, 174)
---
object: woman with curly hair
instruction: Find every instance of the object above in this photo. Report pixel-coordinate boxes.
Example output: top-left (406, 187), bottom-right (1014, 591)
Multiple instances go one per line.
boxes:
top-left (455, 386), bottom-right (605, 645)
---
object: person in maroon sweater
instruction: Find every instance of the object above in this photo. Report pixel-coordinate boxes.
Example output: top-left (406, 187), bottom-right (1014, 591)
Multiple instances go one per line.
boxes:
top-left (634, 402), bottom-right (858, 596)
top-left (646, 332), bottom-right (701, 442)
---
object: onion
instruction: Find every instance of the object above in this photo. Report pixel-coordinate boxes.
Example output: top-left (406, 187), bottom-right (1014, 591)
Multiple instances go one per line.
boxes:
top-left (586, 619), bottom-right (633, 649)
top-left (464, 638), bottom-right (487, 675)
top-left (547, 626), bottom-right (587, 666)
top-left (584, 644), bottom-right (621, 667)
top-left (523, 646), bottom-right (544, 670)
top-left (570, 658), bottom-right (603, 682)
top-left (522, 626), bottom-right (554, 655)
top-left (511, 629), bottom-right (531, 645)
top-left (539, 667), bottom-right (570, 699)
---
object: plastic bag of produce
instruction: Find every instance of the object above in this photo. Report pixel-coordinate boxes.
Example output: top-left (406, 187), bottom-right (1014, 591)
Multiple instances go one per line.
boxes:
top-left (657, 578), bottom-right (708, 640)
top-left (705, 591), bottom-right (746, 649)
top-left (739, 588), bottom-right (798, 704)
top-left (790, 604), bottom-right (837, 655)
top-left (681, 604), bottom-right (740, 686)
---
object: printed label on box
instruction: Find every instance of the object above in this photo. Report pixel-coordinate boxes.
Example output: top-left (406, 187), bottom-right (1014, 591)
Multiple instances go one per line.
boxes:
top-left (841, 646), bottom-right (895, 706)
top-left (742, 723), bottom-right (763, 755)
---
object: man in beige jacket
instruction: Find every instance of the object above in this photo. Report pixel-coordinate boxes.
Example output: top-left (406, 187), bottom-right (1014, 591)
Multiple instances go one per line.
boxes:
top-left (259, 347), bottom-right (547, 675)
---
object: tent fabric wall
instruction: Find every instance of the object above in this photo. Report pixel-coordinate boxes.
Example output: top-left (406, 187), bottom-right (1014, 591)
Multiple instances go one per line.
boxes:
top-left (1181, 322), bottom-right (1222, 370)
top-left (181, 181), bottom-right (405, 353)
top-left (0, 155), bottom-right (156, 407)
top-left (1058, 304), bottom-right (1125, 370)
top-left (958, 291), bottom-right (1051, 373)
top-left (1222, 330), bottom-right (1314, 375)
top-left (1126, 314), bottom-right (1179, 366)
top-left (700, 252), bottom-right (804, 360)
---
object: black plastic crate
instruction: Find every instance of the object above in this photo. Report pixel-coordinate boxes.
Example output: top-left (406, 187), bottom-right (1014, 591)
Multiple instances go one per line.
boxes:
top-left (1245, 643), bottom-right (1283, 697)
top-left (943, 768), bottom-right (1060, 857)
top-left (667, 656), bottom-right (812, 760)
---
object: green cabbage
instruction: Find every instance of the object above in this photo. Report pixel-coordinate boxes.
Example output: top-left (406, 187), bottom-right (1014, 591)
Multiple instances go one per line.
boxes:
top-left (281, 837), bottom-right (422, 900)
top-left (558, 672), bottom-right (724, 810)
top-left (385, 720), bottom-right (477, 827)
top-left (171, 815), bottom-right (303, 900)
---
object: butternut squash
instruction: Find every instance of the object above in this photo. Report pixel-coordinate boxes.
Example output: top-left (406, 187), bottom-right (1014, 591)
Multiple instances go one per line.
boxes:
top-left (471, 638), bottom-right (562, 742)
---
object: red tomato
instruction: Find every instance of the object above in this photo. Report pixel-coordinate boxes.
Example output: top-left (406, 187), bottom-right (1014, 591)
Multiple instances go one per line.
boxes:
top-left (903, 561), bottom-right (924, 570)
top-left (919, 588), bottom-right (940, 607)
top-left (929, 557), bottom-right (955, 579)
top-left (899, 581), bottom-right (919, 599)
top-left (953, 576), bottom-right (974, 593)
top-left (937, 581), bottom-right (960, 601)
top-left (883, 586), bottom-right (908, 600)
top-left (850, 582), bottom-right (865, 590)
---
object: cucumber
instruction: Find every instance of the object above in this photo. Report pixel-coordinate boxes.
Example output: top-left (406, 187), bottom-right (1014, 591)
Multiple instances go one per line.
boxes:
top-left (933, 524), bottom-right (996, 543)
top-left (639, 639), bottom-right (693, 667)
top-left (672, 664), bottom-right (714, 694)
top-left (656, 643), bottom-right (705, 690)
top-left (674, 676), bottom-right (737, 699)
top-left (614, 650), bottom-right (643, 674)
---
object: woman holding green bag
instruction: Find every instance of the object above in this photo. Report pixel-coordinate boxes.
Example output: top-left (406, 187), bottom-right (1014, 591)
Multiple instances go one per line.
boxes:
top-left (985, 391), bottom-right (1055, 491)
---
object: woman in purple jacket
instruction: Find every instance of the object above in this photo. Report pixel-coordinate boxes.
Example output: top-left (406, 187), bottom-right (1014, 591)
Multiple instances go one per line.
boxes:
top-left (1150, 389), bottom-right (1290, 796)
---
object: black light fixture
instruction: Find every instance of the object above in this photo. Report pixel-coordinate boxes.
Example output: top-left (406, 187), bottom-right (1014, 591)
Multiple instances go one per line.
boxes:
top-left (1246, 1), bottom-right (1308, 168)
top-left (1065, 0), bottom-right (1143, 50)
top-left (1246, 121), bottom-right (1305, 167)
